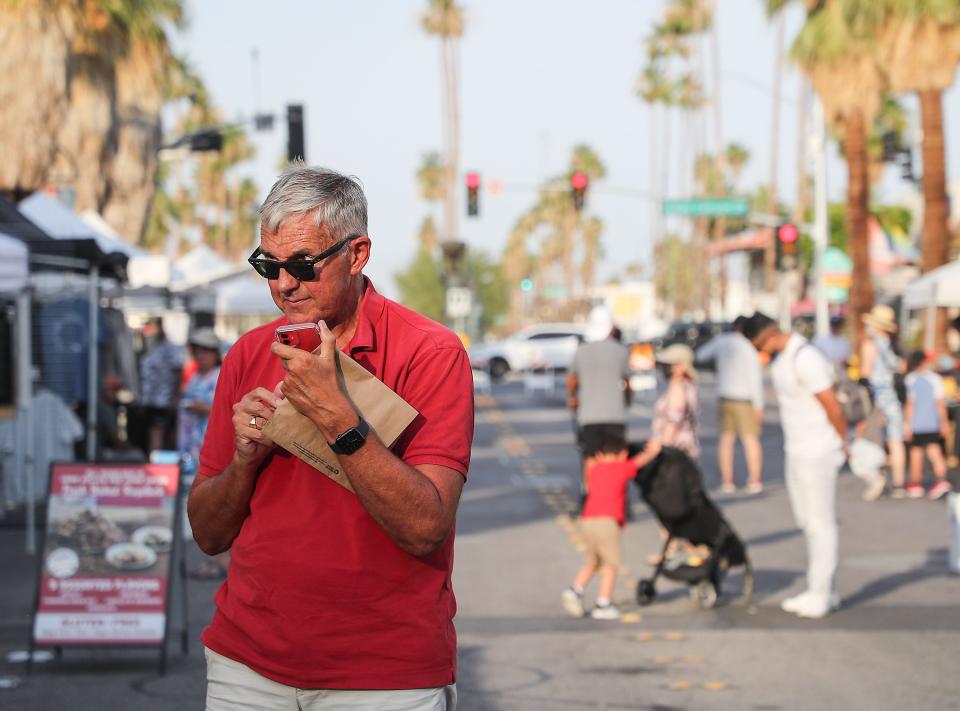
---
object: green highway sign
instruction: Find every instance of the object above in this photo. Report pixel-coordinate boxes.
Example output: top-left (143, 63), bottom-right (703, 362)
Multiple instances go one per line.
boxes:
top-left (661, 197), bottom-right (750, 217)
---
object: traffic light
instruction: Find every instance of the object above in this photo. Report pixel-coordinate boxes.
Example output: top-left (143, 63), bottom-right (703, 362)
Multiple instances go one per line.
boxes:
top-left (189, 129), bottom-right (223, 152)
top-left (466, 171), bottom-right (480, 217)
top-left (520, 277), bottom-right (533, 292)
top-left (286, 104), bottom-right (305, 162)
top-left (571, 171), bottom-right (588, 212)
top-left (775, 223), bottom-right (799, 271)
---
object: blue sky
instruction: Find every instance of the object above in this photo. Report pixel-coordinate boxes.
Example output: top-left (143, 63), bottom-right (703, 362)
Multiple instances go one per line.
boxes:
top-left (173, 0), bottom-right (960, 297)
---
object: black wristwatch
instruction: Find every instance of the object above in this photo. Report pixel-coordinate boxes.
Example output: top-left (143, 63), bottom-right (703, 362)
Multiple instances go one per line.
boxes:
top-left (329, 417), bottom-right (370, 455)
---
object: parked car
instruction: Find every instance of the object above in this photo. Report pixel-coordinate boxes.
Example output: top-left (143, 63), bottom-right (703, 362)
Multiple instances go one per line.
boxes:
top-left (655, 321), bottom-right (731, 353)
top-left (469, 323), bottom-right (586, 380)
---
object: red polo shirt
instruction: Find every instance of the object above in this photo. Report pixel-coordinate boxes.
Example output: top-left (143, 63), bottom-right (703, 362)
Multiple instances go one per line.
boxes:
top-left (197, 279), bottom-right (474, 689)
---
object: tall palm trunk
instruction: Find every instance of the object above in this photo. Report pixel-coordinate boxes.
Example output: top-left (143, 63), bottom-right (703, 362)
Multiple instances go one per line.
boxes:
top-left (919, 88), bottom-right (951, 353)
top-left (766, 13), bottom-right (785, 291)
top-left (845, 109), bottom-right (874, 350)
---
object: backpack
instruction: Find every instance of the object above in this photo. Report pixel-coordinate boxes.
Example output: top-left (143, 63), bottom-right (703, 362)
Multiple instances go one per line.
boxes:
top-left (835, 366), bottom-right (873, 424)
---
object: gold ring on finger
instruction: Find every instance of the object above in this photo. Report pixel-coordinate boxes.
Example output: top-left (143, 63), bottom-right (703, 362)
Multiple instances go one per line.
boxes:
top-left (249, 416), bottom-right (259, 430)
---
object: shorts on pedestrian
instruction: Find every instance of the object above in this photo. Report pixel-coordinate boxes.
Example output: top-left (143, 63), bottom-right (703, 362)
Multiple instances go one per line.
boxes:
top-left (719, 399), bottom-right (760, 438)
top-left (908, 432), bottom-right (944, 450)
top-left (204, 648), bottom-right (457, 711)
top-left (578, 423), bottom-right (626, 457)
top-left (580, 516), bottom-right (622, 568)
top-left (873, 389), bottom-right (904, 441)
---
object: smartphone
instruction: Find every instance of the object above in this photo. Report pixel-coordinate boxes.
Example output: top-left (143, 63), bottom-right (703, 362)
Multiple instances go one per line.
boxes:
top-left (275, 322), bottom-right (322, 352)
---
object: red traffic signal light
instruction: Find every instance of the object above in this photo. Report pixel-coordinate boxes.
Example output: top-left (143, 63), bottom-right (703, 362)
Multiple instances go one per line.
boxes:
top-left (465, 171), bottom-right (480, 217)
top-left (777, 223), bottom-right (798, 244)
top-left (571, 172), bottom-right (588, 211)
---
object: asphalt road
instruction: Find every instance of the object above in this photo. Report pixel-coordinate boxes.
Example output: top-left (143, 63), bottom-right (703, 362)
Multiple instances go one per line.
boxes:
top-left (1, 373), bottom-right (958, 710)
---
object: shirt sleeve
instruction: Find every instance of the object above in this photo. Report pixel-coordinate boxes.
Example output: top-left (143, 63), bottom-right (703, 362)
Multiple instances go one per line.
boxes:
top-left (695, 337), bottom-right (719, 364)
top-left (796, 346), bottom-right (834, 396)
top-left (197, 347), bottom-right (244, 477)
top-left (932, 373), bottom-right (946, 400)
top-left (394, 345), bottom-right (475, 477)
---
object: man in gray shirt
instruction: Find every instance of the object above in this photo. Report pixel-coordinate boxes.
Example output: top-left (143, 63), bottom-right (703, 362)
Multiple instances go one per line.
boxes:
top-left (567, 318), bottom-right (631, 459)
top-left (695, 316), bottom-right (764, 494)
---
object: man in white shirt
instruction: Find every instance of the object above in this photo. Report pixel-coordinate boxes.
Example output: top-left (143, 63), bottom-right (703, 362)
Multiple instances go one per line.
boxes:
top-left (695, 316), bottom-right (764, 494)
top-left (746, 313), bottom-right (848, 619)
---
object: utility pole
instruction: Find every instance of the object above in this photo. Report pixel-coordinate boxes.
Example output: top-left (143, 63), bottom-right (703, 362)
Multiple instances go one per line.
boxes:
top-left (811, 99), bottom-right (829, 339)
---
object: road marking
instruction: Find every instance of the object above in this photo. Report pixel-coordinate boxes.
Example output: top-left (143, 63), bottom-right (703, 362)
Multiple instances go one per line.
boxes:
top-left (683, 655), bottom-right (704, 664)
top-left (703, 681), bottom-right (728, 691)
top-left (663, 631), bottom-right (686, 641)
top-left (669, 680), bottom-right (693, 690)
top-left (620, 612), bottom-right (642, 623)
top-left (633, 632), bottom-right (655, 642)
top-left (653, 655), bottom-right (675, 665)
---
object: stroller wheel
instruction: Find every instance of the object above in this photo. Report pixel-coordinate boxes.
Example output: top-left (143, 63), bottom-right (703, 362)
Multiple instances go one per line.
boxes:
top-left (636, 579), bottom-right (656, 606)
top-left (690, 581), bottom-right (718, 609)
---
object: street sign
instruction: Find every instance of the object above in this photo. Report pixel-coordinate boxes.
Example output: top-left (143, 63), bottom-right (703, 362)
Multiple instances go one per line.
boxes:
top-left (661, 197), bottom-right (750, 217)
top-left (446, 287), bottom-right (473, 319)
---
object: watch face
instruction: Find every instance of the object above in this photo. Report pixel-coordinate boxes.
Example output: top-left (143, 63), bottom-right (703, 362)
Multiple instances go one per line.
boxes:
top-left (336, 428), bottom-right (366, 454)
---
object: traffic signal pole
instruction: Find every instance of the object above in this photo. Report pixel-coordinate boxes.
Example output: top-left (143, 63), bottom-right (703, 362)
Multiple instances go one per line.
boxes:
top-left (811, 99), bottom-right (830, 340)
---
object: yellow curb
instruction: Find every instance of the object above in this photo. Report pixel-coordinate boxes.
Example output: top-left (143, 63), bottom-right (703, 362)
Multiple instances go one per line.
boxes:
top-left (669, 680), bottom-right (694, 691)
top-left (703, 681), bottom-right (728, 691)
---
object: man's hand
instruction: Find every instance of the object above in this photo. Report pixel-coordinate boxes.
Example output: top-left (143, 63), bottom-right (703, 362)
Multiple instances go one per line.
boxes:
top-left (271, 320), bottom-right (357, 439)
top-left (232, 386), bottom-right (281, 466)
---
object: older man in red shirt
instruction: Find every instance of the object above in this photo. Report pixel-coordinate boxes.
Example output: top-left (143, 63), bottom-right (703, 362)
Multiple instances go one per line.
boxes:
top-left (188, 167), bottom-right (473, 710)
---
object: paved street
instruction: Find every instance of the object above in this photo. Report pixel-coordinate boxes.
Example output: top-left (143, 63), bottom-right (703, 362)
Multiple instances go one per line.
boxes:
top-left (1, 374), bottom-right (958, 709)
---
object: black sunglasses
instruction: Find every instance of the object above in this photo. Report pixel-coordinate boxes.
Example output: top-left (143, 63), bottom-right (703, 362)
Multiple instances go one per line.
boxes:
top-left (247, 234), bottom-right (362, 281)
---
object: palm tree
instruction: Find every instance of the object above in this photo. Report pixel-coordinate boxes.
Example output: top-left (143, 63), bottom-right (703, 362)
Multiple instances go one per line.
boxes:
top-left (772, 0), bottom-right (887, 348)
top-left (421, 0), bottom-right (465, 250)
top-left (869, 2), bottom-right (960, 352)
top-left (505, 146), bottom-right (606, 323)
top-left (0, 0), bottom-right (185, 241)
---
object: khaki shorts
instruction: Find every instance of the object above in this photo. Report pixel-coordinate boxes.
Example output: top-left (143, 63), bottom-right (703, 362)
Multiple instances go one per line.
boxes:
top-left (719, 399), bottom-right (761, 437)
top-left (580, 516), bottom-right (622, 568)
top-left (204, 648), bottom-right (457, 711)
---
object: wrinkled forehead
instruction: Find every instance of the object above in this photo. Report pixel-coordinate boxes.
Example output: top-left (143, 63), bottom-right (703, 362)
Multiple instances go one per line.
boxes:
top-left (258, 212), bottom-right (336, 256)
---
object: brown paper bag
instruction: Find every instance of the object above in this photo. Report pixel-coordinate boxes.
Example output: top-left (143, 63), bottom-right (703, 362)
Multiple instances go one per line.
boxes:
top-left (262, 350), bottom-right (419, 492)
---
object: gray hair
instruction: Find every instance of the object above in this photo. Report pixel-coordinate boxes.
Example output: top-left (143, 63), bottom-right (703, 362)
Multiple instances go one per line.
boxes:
top-left (259, 165), bottom-right (368, 239)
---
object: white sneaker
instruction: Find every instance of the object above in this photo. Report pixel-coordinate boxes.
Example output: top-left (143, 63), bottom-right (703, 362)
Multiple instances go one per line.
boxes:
top-left (794, 594), bottom-right (834, 619)
top-left (589, 603), bottom-right (621, 620)
top-left (720, 483), bottom-right (736, 495)
top-left (561, 588), bottom-right (585, 618)
top-left (745, 482), bottom-right (764, 495)
top-left (780, 591), bottom-right (812, 614)
top-left (862, 474), bottom-right (886, 502)
top-left (781, 591), bottom-right (840, 614)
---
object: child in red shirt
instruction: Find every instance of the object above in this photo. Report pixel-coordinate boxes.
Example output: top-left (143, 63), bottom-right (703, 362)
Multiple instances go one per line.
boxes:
top-left (562, 438), bottom-right (661, 619)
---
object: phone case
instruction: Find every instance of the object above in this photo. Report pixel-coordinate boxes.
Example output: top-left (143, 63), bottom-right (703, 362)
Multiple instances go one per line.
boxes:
top-left (275, 323), bottom-right (322, 351)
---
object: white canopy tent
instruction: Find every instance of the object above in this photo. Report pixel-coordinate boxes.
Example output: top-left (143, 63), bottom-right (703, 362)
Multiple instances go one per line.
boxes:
top-left (901, 259), bottom-right (960, 352)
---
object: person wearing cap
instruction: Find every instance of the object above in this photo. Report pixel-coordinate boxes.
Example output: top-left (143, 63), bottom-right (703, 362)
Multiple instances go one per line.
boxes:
top-left (812, 315), bottom-right (852, 367)
top-left (178, 328), bottom-right (222, 479)
top-left (745, 313), bottom-right (848, 619)
top-left (695, 315), bottom-right (765, 494)
top-left (641, 343), bottom-right (701, 565)
top-left (859, 304), bottom-right (907, 497)
top-left (567, 305), bottom-right (632, 464)
top-left (178, 328), bottom-right (226, 579)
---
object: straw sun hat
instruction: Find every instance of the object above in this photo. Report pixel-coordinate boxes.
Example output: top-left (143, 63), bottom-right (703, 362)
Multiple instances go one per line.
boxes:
top-left (861, 304), bottom-right (897, 333)
top-left (656, 343), bottom-right (698, 381)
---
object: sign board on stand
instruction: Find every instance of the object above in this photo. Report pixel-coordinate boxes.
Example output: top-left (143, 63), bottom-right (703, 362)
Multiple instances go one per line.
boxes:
top-left (29, 462), bottom-right (187, 674)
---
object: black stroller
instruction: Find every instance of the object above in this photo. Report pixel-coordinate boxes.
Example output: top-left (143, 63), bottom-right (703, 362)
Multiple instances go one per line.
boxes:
top-left (631, 444), bottom-right (753, 609)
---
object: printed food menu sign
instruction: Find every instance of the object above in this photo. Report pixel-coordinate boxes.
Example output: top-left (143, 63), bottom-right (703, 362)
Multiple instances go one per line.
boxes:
top-left (34, 463), bottom-right (179, 645)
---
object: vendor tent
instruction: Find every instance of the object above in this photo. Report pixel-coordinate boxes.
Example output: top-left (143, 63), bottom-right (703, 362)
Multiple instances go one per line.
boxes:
top-left (0, 231), bottom-right (28, 290)
top-left (902, 259), bottom-right (960, 309)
